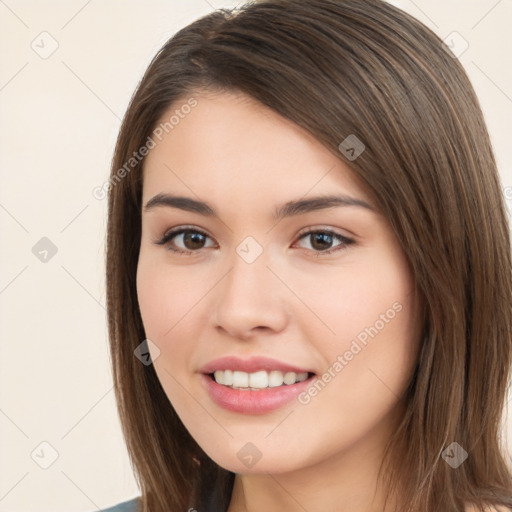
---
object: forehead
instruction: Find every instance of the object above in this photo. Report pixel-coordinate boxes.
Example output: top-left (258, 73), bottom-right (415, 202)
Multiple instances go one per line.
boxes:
top-left (142, 90), bottom-right (373, 209)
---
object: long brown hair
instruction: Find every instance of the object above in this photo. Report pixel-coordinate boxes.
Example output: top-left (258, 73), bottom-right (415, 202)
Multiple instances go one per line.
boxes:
top-left (105, 1), bottom-right (512, 510)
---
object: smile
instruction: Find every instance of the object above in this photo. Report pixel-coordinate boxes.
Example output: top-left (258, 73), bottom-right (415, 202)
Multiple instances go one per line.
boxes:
top-left (212, 369), bottom-right (311, 389)
top-left (201, 371), bottom-right (317, 414)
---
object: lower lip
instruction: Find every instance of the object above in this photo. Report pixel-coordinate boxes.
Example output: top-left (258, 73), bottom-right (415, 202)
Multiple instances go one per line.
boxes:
top-left (200, 373), bottom-right (316, 414)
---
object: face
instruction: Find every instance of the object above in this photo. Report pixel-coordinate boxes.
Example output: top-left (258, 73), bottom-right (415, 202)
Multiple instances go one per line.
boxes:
top-left (136, 89), bottom-right (421, 475)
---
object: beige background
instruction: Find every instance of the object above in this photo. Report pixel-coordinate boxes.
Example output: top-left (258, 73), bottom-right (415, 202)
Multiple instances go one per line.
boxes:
top-left (1, 0), bottom-right (511, 510)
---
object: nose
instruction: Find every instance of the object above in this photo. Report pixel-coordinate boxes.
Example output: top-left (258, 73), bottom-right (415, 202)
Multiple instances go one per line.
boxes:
top-left (213, 247), bottom-right (289, 340)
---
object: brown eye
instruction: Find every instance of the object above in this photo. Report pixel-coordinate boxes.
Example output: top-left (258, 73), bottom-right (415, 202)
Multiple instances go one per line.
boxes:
top-left (181, 231), bottom-right (207, 250)
top-left (295, 229), bottom-right (354, 255)
top-left (156, 228), bottom-right (215, 254)
top-left (310, 232), bottom-right (334, 251)
top-left (154, 226), bottom-right (354, 257)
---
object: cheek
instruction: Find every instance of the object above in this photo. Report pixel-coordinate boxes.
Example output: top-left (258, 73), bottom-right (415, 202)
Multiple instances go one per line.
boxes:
top-left (306, 245), bottom-right (419, 402)
top-left (306, 293), bottom-right (418, 448)
top-left (136, 256), bottom-right (205, 341)
top-left (306, 251), bottom-right (413, 348)
top-left (135, 260), bottom-right (196, 393)
top-left (136, 261), bottom-right (168, 339)
top-left (136, 258), bottom-right (203, 410)
top-left (291, 261), bottom-right (418, 461)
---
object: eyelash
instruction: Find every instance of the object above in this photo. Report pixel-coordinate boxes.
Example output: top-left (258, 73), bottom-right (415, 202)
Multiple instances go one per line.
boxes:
top-left (154, 225), bottom-right (355, 257)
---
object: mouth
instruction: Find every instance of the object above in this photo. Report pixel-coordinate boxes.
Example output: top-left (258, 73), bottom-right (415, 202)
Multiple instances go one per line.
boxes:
top-left (201, 370), bottom-right (317, 414)
top-left (205, 369), bottom-right (317, 390)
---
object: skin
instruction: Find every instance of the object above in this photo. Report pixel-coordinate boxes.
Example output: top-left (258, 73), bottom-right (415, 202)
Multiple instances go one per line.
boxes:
top-left (136, 89), bottom-right (424, 512)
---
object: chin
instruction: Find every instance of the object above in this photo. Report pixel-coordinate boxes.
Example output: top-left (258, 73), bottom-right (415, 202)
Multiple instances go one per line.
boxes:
top-left (201, 442), bottom-right (308, 475)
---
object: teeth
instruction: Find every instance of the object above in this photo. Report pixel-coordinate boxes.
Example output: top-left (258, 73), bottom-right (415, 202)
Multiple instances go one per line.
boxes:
top-left (223, 369), bottom-right (233, 385)
top-left (213, 370), bottom-right (309, 389)
top-left (233, 370), bottom-right (249, 388)
top-left (268, 370), bottom-right (284, 387)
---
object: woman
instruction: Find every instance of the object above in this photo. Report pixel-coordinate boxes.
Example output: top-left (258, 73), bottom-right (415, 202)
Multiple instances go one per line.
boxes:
top-left (104, 0), bottom-right (512, 510)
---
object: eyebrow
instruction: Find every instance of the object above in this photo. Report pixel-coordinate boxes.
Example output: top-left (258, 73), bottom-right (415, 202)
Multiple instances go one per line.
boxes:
top-left (143, 192), bottom-right (375, 221)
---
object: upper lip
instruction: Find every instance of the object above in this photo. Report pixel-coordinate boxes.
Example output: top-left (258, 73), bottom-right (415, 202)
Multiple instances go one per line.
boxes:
top-left (199, 356), bottom-right (315, 375)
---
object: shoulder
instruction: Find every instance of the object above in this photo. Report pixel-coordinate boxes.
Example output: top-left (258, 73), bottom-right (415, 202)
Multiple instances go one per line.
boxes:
top-left (101, 497), bottom-right (140, 512)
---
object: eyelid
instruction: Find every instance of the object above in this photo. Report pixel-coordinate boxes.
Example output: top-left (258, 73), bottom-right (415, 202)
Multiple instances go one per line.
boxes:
top-left (156, 224), bottom-right (352, 241)
top-left (295, 224), bottom-right (354, 240)
top-left (154, 224), bottom-right (355, 256)
top-left (154, 225), bottom-right (214, 248)
top-left (293, 227), bottom-right (355, 255)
